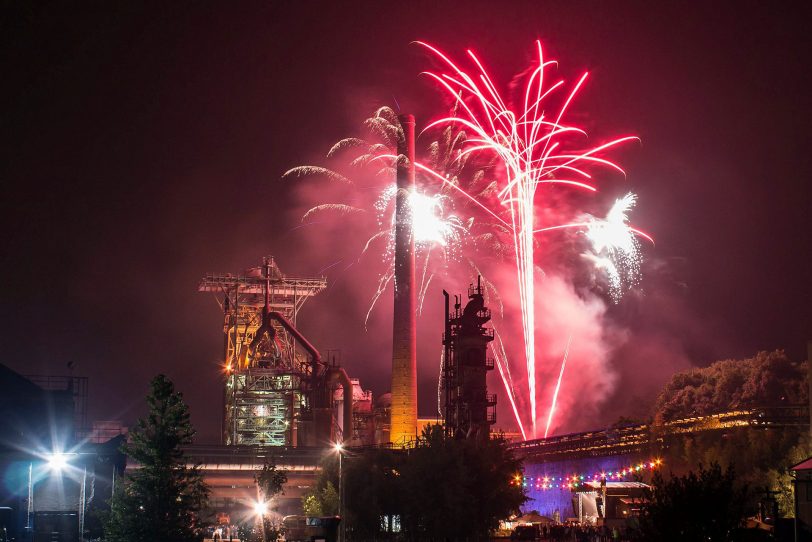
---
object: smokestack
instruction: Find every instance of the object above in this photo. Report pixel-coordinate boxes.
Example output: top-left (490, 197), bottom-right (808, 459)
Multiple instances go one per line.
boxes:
top-left (390, 114), bottom-right (417, 445)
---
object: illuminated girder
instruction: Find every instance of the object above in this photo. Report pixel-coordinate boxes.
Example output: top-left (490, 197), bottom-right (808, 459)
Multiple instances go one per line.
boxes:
top-left (512, 405), bottom-right (810, 461)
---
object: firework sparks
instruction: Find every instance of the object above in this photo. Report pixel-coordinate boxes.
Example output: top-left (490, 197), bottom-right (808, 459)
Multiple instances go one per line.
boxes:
top-left (286, 108), bottom-right (481, 325)
top-left (544, 334), bottom-right (572, 438)
top-left (419, 41), bottom-right (641, 437)
top-left (583, 192), bottom-right (652, 302)
top-left (492, 328), bottom-right (527, 440)
top-left (378, 187), bottom-right (465, 247)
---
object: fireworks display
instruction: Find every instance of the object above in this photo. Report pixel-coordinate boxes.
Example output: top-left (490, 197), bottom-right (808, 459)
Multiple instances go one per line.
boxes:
top-left (419, 41), bottom-right (651, 438)
top-left (287, 41), bottom-right (652, 440)
top-left (285, 106), bottom-right (496, 322)
top-left (583, 193), bottom-right (653, 302)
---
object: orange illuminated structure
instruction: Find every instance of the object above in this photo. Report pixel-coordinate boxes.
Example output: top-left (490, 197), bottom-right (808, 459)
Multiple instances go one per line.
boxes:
top-left (198, 257), bottom-right (326, 446)
top-left (390, 114), bottom-right (418, 446)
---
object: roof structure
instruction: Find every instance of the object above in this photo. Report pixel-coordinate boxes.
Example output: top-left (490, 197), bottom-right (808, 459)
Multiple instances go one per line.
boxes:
top-left (790, 456), bottom-right (812, 471)
top-left (583, 481), bottom-right (650, 490)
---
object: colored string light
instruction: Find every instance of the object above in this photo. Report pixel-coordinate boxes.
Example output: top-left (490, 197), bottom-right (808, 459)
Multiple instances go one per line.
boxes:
top-left (511, 459), bottom-right (662, 490)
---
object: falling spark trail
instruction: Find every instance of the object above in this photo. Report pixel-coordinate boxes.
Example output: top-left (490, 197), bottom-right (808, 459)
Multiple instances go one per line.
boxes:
top-left (318, 259), bottom-right (344, 274)
top-left (492, 329), bottom-right (527, 440)
top-left (544, 334), bottom-right (573, 438)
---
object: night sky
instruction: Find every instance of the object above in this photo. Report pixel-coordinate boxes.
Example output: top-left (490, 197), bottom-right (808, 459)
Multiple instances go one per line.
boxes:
top-left (2, 1), bottom-right (810, 442)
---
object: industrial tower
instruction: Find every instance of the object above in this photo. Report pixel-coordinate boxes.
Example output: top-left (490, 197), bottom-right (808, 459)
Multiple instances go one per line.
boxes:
top-left (390, 114), bottom-right (418, 446)
top-left (442, 277), bottom-right (497, 441)
top-left (198, 257), bottom-right (327, 446)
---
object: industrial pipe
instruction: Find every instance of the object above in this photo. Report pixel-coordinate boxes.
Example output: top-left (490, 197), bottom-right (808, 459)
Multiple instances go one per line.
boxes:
top-left (268, 311), bottom-right (322, 375)
top-left (327, 367), bottom-right (354, 443)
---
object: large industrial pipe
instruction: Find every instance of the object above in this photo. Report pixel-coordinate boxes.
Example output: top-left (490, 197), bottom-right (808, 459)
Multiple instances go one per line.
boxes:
top-left (264, 310), bottom-right (356, 444)
top-left (268, 311), bottom-right (322, 374)
top-left (390, 114), bottom-right (417, 446)
top-left (327, 367), bottom-right (354, 443)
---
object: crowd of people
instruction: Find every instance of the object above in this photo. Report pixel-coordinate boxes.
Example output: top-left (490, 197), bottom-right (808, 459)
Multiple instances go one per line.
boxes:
top-left (514, 523), bottom-right (632, 541)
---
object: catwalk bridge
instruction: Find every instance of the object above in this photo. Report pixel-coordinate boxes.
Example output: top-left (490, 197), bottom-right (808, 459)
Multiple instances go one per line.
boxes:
top-left (510, 405), bottom-right (810, 461)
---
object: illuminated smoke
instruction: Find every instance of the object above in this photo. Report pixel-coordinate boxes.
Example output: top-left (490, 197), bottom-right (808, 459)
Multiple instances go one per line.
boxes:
top-left (286, 42), bottom-right (653, 439)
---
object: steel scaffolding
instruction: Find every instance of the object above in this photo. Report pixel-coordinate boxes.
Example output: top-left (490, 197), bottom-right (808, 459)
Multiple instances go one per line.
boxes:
top-left (199, 257), bottom-right (326, 446)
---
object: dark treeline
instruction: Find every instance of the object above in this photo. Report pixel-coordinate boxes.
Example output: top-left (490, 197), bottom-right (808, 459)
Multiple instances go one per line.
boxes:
top-left (321, 425), bottom-right (526, 541)
top-left (649, 350), bottom-right (809, 516)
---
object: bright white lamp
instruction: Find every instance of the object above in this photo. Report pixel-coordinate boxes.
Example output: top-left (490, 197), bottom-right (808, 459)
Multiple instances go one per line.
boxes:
top-left (47, 453), bottom-right (69, 471)
top-left (253, 500), bottom-right (268, 516)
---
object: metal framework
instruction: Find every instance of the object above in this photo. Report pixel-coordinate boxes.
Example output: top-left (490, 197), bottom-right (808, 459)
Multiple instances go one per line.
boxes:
top-left (198, 257), bottom-right (327, 446)
top-left (441, 277), bottom-right (496, 441)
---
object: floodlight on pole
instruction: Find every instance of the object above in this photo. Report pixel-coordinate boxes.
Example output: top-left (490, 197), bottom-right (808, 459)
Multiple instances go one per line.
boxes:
top-left (334, 442), bottom-right (345, 542)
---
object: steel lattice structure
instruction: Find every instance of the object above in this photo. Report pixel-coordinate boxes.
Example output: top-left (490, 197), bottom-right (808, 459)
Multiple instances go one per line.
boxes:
top-left (198, 257), bottom-right (327, 446)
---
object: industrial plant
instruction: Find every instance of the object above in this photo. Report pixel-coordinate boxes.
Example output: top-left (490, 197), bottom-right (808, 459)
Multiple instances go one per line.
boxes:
top-left (193, 114), bottom-right (467, 452)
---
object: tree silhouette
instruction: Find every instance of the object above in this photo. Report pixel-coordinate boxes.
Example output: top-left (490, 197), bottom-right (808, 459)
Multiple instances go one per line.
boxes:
top-left (635, 463), bottom-right (751, 542)
top-left (253, 461), bottom-right (288, 542)
top-left (653, 350), bottom-right (807, 422)
top-left (105, 375), bottom-right (209, 542)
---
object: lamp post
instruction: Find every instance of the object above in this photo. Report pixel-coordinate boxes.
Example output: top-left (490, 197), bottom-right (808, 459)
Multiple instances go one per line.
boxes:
top-left (333, 442), bottom-right (344, 542)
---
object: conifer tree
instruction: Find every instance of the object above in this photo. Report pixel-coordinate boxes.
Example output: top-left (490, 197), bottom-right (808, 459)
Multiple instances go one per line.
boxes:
top-left (105, 374), bottom-right (209, 542)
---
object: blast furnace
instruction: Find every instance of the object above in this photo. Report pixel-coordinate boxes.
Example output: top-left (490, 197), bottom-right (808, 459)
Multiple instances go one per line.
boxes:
top-left (199, 257), bottom-right (365, 447)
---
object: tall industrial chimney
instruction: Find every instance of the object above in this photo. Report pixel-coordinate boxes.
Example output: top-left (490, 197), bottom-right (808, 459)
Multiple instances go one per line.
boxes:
top-left (390, 114), bottom-right (417, 445)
